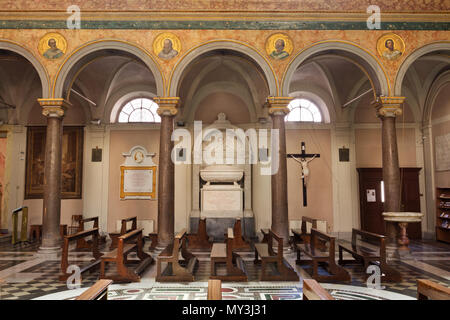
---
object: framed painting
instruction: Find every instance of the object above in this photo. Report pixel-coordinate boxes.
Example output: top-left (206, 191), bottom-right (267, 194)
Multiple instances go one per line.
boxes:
top-left (25, 126), bottom-right (84, 199)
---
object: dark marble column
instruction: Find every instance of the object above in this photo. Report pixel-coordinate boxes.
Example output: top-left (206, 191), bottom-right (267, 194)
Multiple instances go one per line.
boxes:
top-left (267, 97), bottom-right (292, 246)
top-left (154, 97), bottom-right (179, 247)
top-left (37, 99), bottom-right (69, 256)
top-left (373, 97), bottom-right (405, 242)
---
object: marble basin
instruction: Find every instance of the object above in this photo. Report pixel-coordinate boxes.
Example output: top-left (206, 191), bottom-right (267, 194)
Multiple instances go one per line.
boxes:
top-left (382, 212), bottom-right (424, 223)
top-left (200, 165), bottom-right (243, 183)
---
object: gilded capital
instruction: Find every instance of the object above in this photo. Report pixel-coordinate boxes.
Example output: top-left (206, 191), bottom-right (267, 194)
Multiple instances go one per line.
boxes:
top-left (153, 97), bottom-right (180, 116)
top-left (267, 96), bottom-right (293, 116)
top-left (38, 98), bottom-right (71, 118)
top-left (372, 96), bottom-right (405, 118)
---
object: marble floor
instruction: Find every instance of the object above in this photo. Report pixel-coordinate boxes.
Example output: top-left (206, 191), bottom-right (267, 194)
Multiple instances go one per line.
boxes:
top-left (0, 236), bottom-right (448, 300)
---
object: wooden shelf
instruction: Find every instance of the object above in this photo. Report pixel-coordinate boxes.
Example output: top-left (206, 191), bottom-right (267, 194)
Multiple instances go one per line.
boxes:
top-left (437, 187), bottom-right (450, 244)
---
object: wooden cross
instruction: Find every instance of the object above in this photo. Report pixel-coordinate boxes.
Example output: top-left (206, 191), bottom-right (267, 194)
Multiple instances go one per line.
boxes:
top-left (287, 142), bottom-right (320, 207)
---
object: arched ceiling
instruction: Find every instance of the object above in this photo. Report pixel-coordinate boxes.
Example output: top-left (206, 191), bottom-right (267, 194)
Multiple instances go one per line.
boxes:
top-left (176, 50), bottom-right (270, 124)
top-left (0, 49), bottom-right (42, 125)
top-left (63, 49), bottom-right (158, 124)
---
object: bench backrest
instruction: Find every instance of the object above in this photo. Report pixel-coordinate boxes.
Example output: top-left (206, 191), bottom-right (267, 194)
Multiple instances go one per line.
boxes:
top-left (351, 228), bottom-right (385, 256)
top-left (226, 228), bottom-right (234, 260)
top-left (207, 279), bottom-right (222, 300)
top-left (417, 279), bottom-right (450, 300)
top-left (76, 279), bottom-right (113, 300)
top-left (79, 217), bottom-right (99, 231)
top-left (301, 216), bottom-right (318, 235)
top-left (302, 279), bottom-right (334, 300)
top-left (120, 217), bottom-right (137, 234)
top-left (310, 228), bottom-right (334, 255)
top-left (268, 229), bottom-right (284, 259)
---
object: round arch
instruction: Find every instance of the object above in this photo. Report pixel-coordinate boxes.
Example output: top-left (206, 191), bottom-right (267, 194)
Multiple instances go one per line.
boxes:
top-left (168, 40), bottom-right (278, 97)
top-left (394, 41), bottom-right (450, 96)
top-left (53, 39), bottom-right (164, 98)
top-left (422, 70), bottom-right (450, 125)
top-left (0, 39), bottom-right (50, 98)
top-left (282, 40), bottom-right (390, 97)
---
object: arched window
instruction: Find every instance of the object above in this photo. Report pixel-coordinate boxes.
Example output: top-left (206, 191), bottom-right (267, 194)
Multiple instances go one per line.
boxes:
top-left (285, 98), bottom-right (322, 122)
top-left (118, 98), bottom-right (160, 123)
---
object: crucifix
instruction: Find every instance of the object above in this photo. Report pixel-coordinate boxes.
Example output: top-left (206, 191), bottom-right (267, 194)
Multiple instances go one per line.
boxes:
top-left (287, 142), bottom-right (320, 206)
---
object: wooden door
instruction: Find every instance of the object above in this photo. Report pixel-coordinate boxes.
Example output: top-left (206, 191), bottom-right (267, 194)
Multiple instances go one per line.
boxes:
top-left (357, 168), bottom-right (422, 239)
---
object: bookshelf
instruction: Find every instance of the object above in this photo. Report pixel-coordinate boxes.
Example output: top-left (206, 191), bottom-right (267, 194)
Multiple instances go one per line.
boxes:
top-left (436, 187), bottom-right (450, 243)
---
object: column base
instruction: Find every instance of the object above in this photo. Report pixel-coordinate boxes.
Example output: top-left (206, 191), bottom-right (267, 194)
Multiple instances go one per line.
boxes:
top-left (36, 246), bottom-right (61, 259)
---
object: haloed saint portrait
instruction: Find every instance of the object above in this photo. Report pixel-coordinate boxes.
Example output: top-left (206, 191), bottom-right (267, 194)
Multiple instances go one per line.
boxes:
top-left (38, 32), bottom-right (67, 60)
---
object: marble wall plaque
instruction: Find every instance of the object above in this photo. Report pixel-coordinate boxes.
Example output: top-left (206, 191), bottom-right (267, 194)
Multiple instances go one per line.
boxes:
top-left (436, 133), bottom-right (450, 171)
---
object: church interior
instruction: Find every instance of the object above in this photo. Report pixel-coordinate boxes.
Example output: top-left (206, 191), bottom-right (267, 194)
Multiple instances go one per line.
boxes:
top-left (0, 1), bottom-right (449, 301)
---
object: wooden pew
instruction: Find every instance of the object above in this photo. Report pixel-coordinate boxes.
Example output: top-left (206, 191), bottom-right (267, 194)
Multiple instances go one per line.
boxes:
top-left (148, 233), bottom-right (159, 251)
top-left (338, 228), bottom-right (401, 282)
top-left (296, 228), bottom-right (350, 283)
top-left (302, 279), bottom-right (335, 300)
top-left (210, 228), bottom-right (247, 282)
top-left (226, 218), bottom-right (251, 250)
top-left (187, 217), bottom-right (213, 250)
top-left (207, 279), bottom-right (222, 300)
top-left (291, 216), bottom-right (326, 250)
top-left (100, 228), bottom-right (153, 282)
top-left (254, 229), bottom-right (299, 281)
top-left (75, 279), bottom-right (113, 300)
top-left (59, 228), bottom-right (103, 281)
top-left (75, 217), bottom-right (105, 250)
top-left (417, 279), bottom-right (450, 300)
top-left (156, 229), bottom-right (198, 282)
top-left (109, 217), bottom-right (137, 250)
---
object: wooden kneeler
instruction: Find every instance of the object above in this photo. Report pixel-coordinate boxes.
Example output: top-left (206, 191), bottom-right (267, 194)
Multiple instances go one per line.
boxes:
top-left (254, 229), bottom-right (299, 281)
top-left (156, 229), bottom-right (198, 282)
top-left (210, 228), bottom-right (247, 282)
top-left (100, 228), bottom-right (153, 282)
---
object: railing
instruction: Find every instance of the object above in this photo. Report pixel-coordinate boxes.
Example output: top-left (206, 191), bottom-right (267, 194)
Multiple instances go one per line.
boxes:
top-left (11, 206), bottom-right (28, 245)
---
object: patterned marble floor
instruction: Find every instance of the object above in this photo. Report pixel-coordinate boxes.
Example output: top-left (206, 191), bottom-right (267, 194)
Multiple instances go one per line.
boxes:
top-left (0, 237), bottom-right (448, 300)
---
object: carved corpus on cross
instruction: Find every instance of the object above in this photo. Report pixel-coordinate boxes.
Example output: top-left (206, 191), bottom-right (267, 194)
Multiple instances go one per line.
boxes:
top-left (287, 142), bottom-right (320, 207)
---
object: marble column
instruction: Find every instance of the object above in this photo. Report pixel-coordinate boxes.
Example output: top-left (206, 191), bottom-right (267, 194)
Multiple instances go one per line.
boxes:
top-left (267, 97), bottom-right (293, 246)
top-left (37, 99), bottom-right (70, 256)
top-left (154, 97), bottom-right (179, 247)
top-left (373, 96), bottom-right (405, 242)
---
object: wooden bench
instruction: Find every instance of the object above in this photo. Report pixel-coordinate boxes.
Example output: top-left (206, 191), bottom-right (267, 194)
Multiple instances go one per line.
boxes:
top-left (210, 228), bottom-right (247, 282)
top-left (291, 216), bottom-right (326, 250)
top-left (207, 279), bottom-right (222, 300)
top-left (254, 229), bottom-right (299, 281)
top-left (74, 217), bottom-right (106, 250)
top-left (302, 279), bottom-right (335, 300)
top-left (109, 217), bottom-right (137, 250)
top-left (100, 228), bottom-right (153, 282)
top-left (226, 218), bottom-right (251, 250)
top-left (187, 217), bottom-right (213, 250)
top-left (148, 233), bottom-right (159, 251)
top-left (338, 228), bottom-right (401, 282)
top-left (417, 279), bottom-right (450, 300)
top-left (59, 228), bottom-right (103, 281)
top-left (296, 228), bottom-right (350, 283)
top-left (75, 279), bottom-right (113, 300)
top-left (156, 229), bottom-right (198, 282)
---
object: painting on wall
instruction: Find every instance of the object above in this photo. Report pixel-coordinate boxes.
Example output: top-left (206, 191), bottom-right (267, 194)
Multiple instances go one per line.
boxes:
top-left (153, 32), bottom-right (181, 60)
top-left (377, 33), bottom-right (405, 61)
top-left (266, 33), bottom-right (293, 60)
top-left (25, 126), bottom-right (83, 199)
top-left (38, 32), bottom-right (67, 60)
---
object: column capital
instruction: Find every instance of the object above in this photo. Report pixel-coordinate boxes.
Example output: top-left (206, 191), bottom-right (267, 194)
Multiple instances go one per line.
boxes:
top-left (266, 96), bottom-right (293, 116)
top-left (38, 98), bottom-right (71, 118)
top-left (154, 97), bottom-right (180, 116)
top-left (372, 96), bottom-right (405, 118)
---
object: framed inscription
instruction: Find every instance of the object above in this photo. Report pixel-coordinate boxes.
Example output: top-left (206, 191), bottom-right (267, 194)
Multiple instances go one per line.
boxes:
top-left (120, 166), bottom-right (157, 199)
top-left (25, 126), bottom-right (83, 199)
